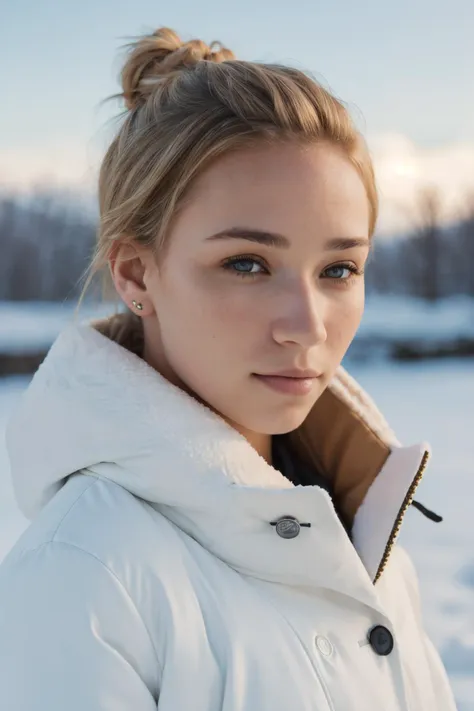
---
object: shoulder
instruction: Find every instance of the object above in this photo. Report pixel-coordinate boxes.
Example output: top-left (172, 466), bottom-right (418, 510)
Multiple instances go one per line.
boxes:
top-left (1, 473), bottom-right (186, 618)
top-left (0, 473), bottom-right (196, 674)
top-left (0, 476), bottom-right (164, 704)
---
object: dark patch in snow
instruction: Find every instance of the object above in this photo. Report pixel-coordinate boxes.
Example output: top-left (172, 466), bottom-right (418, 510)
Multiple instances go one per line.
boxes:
top-left (440, 600), bottom-right (466, 616)
top-left (441, 638), bottom-right (474, 675)
top-left (456, 562), bottom-right (474, 590)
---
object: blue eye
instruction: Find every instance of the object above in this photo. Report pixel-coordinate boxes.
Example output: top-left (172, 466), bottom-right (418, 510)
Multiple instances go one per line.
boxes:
top-left (323, 264), bottom-right (357, 280)
top-left (222, 256), bottom-right (267, 278)
top-left (221, 256), bottom-right (363, 284)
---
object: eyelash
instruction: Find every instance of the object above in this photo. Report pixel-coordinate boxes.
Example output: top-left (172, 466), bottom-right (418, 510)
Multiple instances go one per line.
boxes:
top-left (221, 254), bottom-right (364, 285)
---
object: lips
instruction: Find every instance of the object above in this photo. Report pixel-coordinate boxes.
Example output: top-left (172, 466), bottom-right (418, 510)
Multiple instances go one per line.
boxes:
top-left (252, 373), bottom-right (317, 395)
top-left (256, 368), bottom-right (322, 379)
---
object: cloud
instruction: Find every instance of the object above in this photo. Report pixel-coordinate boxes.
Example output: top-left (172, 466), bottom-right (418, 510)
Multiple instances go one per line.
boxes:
top-left (0, 142), bottom-right (100, 192)
top-left (1, 133), bottom-right (474, 235)
top-left (369, 133), bottom-right (474, 234)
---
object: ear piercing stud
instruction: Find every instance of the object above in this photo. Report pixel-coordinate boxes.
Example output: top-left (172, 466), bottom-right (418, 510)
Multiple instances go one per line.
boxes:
top-left (132, 300), bottom-right (143, 311)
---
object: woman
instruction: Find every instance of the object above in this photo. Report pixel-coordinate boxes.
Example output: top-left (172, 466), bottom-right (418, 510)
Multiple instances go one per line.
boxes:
top-left (0, 27), bottom-right (456, 711)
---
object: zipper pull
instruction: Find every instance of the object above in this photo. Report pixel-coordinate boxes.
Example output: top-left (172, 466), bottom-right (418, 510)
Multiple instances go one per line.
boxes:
top-left (411, 499), bottom-right (443, 523)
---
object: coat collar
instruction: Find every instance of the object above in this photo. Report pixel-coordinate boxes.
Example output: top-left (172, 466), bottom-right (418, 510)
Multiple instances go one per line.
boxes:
top-left (6, 317), bottom-right (430, 609)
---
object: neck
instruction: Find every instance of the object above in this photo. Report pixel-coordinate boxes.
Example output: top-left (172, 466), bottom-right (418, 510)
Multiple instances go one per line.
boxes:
top-left (225, 423), bottom-right (273, 465)
top-left (241, 430), bottom-right (273, 465)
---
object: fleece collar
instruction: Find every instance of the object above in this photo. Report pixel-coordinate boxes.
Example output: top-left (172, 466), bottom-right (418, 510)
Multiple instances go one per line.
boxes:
top-left (6, 320), bottom-right (430, 608)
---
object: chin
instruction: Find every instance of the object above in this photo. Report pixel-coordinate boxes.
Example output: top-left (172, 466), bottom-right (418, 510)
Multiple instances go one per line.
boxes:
top-left (243, 406), bottom-right (312, 436)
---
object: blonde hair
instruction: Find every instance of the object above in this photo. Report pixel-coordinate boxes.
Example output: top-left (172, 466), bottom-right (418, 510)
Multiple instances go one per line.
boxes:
top-left (78, 26), bottom-right (378, 336)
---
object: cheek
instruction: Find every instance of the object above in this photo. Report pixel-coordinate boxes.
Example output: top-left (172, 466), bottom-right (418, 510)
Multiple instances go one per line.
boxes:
top-left (212, 288), bottom-right (262, 323)
top-left (203, 291), bottom-right (266, 352)
top-left (326, 291), bottom-right (365, 346)
top-left (161, 270), bottom-right (261, 344)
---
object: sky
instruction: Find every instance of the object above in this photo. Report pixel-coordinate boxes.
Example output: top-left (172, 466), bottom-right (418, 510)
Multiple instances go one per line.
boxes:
top-left (2, 0), bottom-right (474, 233)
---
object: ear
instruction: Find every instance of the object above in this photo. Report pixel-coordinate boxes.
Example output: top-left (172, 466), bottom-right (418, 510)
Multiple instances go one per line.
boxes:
top-left (108, 241), bottom-right (155, 315)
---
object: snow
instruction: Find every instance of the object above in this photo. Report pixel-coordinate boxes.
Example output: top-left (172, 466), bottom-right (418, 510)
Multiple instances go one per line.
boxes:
top-left (0, 318), bottom-right (472, 708)
top-left (1, 296), bottom-right (473, 354)
top-left (0, 300), bottom-right (118, 352)
top-left (358, 295), bottom-right (474, 340)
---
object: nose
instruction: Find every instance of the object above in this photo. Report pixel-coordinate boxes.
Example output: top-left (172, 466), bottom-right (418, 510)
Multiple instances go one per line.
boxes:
top-left (271, 281), bottom-right (327, 347)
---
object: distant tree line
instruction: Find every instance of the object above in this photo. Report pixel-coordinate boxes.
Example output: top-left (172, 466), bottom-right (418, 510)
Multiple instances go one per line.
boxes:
top-left (365, 187), bottom-right (474, 300)
top-left (0, 189), bottom-right (96, 302)
top-left (1, 186), bottom-right (474, 302)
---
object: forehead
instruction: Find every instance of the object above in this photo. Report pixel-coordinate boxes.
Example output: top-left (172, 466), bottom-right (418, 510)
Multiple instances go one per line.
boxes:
top-left (174, 141), bottom-right (370, 242)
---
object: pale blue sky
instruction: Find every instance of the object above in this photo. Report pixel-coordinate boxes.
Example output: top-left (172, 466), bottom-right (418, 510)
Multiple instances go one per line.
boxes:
top-left (2, 0), bottom-right (473, 202)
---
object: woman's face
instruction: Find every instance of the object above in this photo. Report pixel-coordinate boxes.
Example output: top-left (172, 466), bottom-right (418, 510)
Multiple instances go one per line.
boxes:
top-left (114, 141), bottom-right (371, 452)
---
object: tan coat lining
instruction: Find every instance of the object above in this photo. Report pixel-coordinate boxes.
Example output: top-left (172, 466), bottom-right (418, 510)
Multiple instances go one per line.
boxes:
top-left (289, 388), bottom-right (391, 525)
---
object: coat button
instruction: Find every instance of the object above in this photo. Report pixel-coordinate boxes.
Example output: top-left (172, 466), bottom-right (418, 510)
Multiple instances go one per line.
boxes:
top-left (273, 516), bottom-right (301, 539)
top-left (368, 625), bottom-right (394, 656)
top-left (315, 635), bottom-right (333, 657)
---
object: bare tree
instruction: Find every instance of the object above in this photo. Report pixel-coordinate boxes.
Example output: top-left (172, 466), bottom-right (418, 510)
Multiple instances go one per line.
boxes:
top-left (409, 186), bottom-right (445, 301)
top-left (1, 188), bottom-right (96, 302)
top-left (456, 192), bottom-right (474, 297)
top-left (2, 184), bottom-right (474, 303)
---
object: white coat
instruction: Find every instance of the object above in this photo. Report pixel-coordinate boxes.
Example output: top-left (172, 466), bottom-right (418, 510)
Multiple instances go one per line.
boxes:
top-left (0, 321), bottom-right (457, 710)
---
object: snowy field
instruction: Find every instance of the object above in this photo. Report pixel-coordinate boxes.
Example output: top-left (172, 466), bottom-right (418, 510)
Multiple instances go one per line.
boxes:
top-left (0, 300), bottom-right (118, 352)
top-left (0, 300), bottom-right (473, 708)
top-left (0, 295), bottom-right (473, 355)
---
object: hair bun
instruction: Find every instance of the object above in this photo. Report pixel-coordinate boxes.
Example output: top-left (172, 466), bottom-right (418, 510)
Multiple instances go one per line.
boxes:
top-left (121, 27), bottom-right (235, 110)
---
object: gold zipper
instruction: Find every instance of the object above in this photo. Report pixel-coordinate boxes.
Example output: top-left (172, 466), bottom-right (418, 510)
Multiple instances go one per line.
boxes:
top-left (374, 449), bottom-right (430, 584)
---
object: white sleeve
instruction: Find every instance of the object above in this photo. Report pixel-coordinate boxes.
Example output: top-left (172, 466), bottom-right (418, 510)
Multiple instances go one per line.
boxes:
top-left (0, 540), bottom-right (160, 710)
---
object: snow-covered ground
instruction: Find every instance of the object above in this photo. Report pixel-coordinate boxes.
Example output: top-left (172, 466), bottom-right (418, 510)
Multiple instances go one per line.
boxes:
top-left (1, 295), bottom-right (473, 355)
top-left (358, 294), bottom-right (474, 341)
top-left (0, 357), bottom-right (472, 709)
top-left (0, 300), bottom-right (118, 352)
top-left (351, 295), bottom-right (474, 361)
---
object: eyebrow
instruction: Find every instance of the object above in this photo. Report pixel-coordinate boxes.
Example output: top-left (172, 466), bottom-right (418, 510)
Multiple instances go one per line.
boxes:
top-left (205, 227), bottom-right (370, 251)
